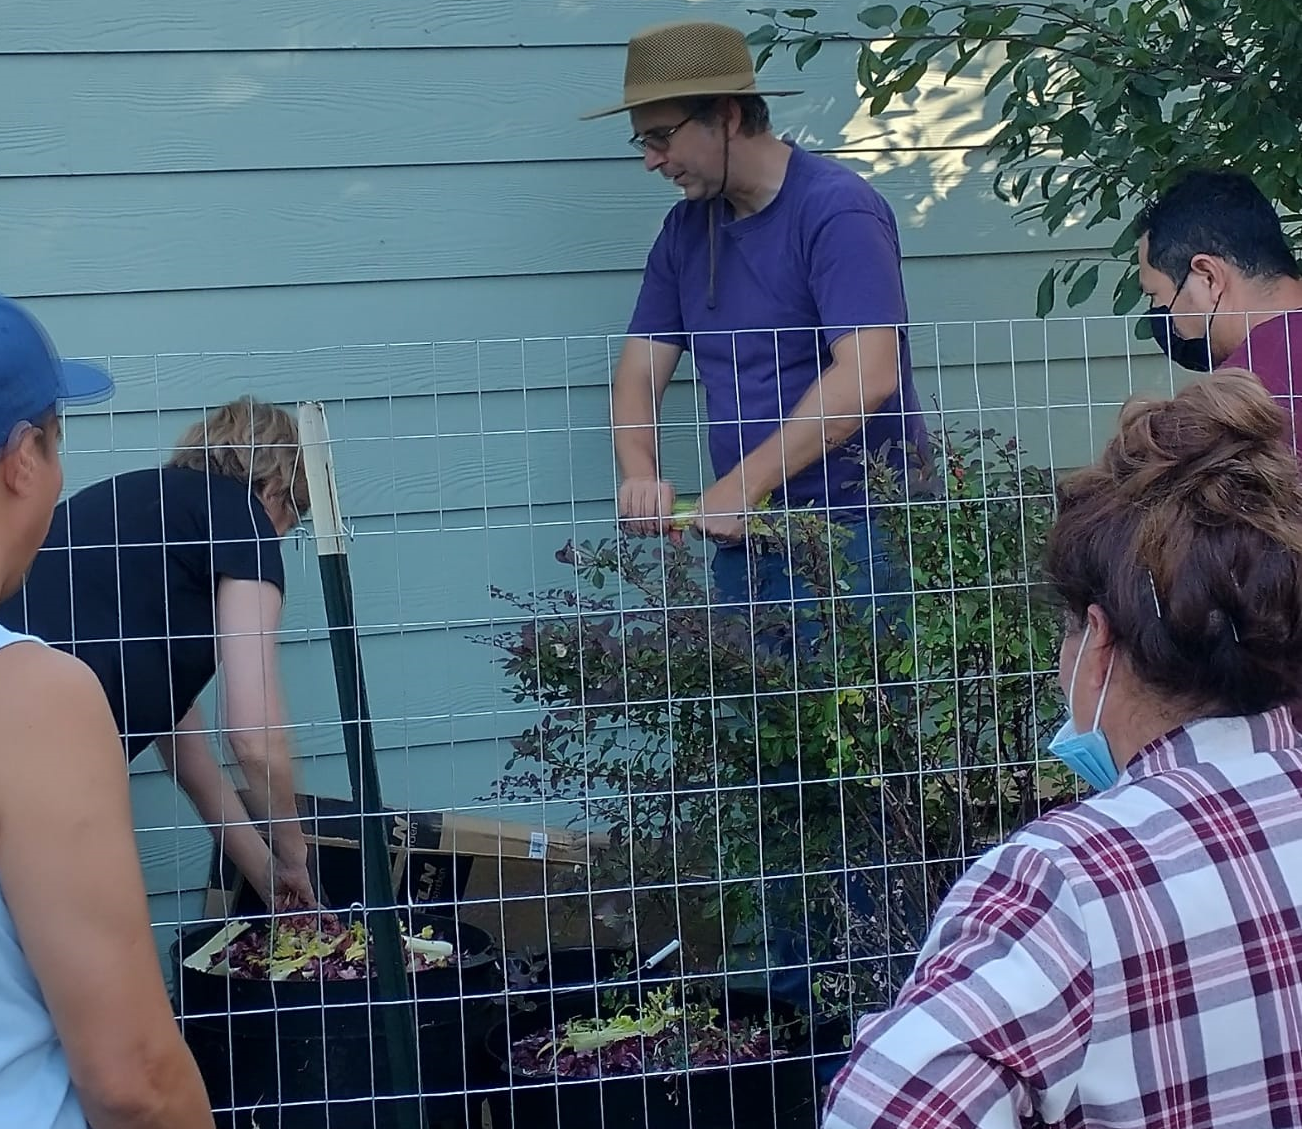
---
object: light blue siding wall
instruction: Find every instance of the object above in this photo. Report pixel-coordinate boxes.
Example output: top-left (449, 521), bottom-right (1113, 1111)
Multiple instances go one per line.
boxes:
top-left (3, 0), bottom-right (1175, 967)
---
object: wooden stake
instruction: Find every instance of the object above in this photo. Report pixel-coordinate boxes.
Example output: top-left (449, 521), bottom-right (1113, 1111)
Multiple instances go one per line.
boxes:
top-left (297, 401), bottom-right (426, 1129)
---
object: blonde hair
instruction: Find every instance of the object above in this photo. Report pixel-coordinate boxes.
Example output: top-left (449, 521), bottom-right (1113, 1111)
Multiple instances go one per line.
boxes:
top-left (167, 396), bottom-right (310, 520)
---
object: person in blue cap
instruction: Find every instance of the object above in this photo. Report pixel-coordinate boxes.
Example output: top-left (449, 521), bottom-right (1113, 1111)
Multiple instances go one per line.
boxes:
top-left (0, 296), bottom-right (214, 1127)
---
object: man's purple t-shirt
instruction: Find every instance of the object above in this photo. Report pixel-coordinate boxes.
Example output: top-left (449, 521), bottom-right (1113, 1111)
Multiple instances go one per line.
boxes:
top-left (1220, 311), bottom-right (1302, 452)
top-left (627, 141), bottom-right (928, 516)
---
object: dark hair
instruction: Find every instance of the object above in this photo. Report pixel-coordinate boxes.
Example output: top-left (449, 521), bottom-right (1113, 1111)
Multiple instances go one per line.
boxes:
top-left (32, 407), bottom-right (59, 454)
top-left (679, 94), bottom-right (771, 137)
top-left (0, 406), bottom-right (59, 458)
top-left (1045, 368), bottom-right (1302, 715)
top-left (1139, 168), bottom-right (1301, 283)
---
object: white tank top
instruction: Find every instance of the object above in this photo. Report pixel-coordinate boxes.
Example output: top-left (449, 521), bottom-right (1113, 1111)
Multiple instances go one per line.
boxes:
top-left (0, 624), bottom-right (87, 1128)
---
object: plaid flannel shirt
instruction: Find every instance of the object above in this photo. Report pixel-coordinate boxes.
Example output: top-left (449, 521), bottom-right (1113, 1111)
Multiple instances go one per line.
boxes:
top-left (823, 707), bottom-right (1302, 1129)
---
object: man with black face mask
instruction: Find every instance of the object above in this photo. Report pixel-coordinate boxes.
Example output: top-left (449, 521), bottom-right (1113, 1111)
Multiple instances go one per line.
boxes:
top-left (1138, 169), bottom-right (1302, 447)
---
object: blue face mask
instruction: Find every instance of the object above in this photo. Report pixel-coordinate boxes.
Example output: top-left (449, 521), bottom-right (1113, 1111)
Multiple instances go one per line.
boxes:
top-left (1047, 625), bottom-right (1119, 793)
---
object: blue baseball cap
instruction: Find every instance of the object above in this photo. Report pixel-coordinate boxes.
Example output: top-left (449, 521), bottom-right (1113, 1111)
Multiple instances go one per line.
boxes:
top-left (0, 295), bottom-right (114, 438)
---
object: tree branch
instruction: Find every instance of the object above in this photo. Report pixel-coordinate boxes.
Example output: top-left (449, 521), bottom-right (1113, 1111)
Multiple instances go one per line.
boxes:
top-left (767, 19), bottom-right (1244, 84)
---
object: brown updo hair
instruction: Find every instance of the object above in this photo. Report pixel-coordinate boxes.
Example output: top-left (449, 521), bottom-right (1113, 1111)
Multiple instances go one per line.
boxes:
top-left (1045, 367), bottom-right (1302, 715)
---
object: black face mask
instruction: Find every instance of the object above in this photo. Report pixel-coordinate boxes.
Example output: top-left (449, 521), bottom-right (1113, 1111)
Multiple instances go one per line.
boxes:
top-left (1144, 304), bottom-right (1214, 372)
top-left (1143, 269), bottom-right (1220, 372)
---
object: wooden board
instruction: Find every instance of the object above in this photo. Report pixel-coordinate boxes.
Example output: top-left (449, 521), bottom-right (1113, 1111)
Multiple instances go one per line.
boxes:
top-left (24, 272), bottom-right (643, 357)
top-left (128, 675), bottom-right (541, 767)
top-left (2, 0), bottom-right (905, 53)
top-left (3, 159), bottom-right (1126, 299)
top-left (58, 405), bottom-right (628, 515)
top-left (0, 42), bottom-right (1002, 176)
top-left (52, 295), bottom-right (1155, 415)
top-left (122, 621), bottom-right (561, 764)
top-left (21, 251), bottom-right (1140, 372)
top-left (54, 345), bottom-right (1172, 520)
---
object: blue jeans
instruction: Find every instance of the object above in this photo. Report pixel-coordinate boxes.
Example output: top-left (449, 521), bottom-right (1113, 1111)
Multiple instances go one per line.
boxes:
top-left (708, 514), bottom-right (897, 609)
top-left (708, 514), bottom-right (906, 658)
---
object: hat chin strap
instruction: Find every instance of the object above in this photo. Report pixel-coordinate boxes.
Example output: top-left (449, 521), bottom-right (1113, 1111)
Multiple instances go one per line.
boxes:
top-left (706, 128), bottom-right (730, 311)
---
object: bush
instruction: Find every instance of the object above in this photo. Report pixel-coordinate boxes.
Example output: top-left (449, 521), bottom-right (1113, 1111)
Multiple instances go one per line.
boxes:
top-left (482, 424), bottom-right (1075, 1030)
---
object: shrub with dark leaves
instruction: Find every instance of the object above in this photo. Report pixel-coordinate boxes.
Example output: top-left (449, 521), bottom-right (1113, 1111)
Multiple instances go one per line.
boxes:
top-left (483, 425), bottom-right (1076, 1031)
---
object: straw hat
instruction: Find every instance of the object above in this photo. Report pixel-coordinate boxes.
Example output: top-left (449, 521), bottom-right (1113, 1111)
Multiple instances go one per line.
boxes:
top-left (580, 20), bottom-right (803, 120)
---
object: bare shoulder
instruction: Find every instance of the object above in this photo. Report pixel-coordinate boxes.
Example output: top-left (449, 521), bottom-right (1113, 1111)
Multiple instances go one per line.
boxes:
top-left (0, 642), bottom-right (116, 736)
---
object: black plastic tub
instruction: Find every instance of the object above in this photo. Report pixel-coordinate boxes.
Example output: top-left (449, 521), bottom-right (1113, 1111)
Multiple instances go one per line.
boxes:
top-left (482, 987), bottom-right (819, 1129)
top-left (540, 944), bottom-right (640, 988)
top-left (170, 911), bottom-right (500, 1129)
top-left (504, 943), bottom-right (662, 989)
top-left (501, 944), bottom-right (648, 1010)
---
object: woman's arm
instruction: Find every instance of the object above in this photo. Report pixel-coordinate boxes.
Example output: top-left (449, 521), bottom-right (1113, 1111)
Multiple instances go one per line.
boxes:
top-left (822, 842), bottom-right (1093, 1129)
top-left (156, 705), bottom-right (281, 910)
top-left (214, 576), bottom-right (316, 908)
top-left (0, 643), bottom-right (214, 1129)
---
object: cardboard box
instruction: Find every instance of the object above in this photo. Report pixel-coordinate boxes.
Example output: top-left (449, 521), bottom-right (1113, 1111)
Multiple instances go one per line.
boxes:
top-left (201, 792), bottom-right (728, 969)
top-left (201, 792), bottom-right (618, 954)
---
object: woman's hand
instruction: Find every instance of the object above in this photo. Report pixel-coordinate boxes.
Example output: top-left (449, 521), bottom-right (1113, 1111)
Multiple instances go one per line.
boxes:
top-left (269, 843), bottom-right (320, 911)
top-left (241, 838), bottom-right (319, 912)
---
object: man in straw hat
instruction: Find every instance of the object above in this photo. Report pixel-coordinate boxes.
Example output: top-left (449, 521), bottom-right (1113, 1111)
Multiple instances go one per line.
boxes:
top-left (586, 19), bottom-right (929, 610)
top-left (584, 17), bottom-right (930, 1051)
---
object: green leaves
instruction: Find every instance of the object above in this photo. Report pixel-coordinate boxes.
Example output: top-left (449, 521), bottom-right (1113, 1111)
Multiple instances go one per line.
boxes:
top-left (895, 59), bottom-right (930, 92)
top-left (795, 36), bottom-right (823, 67)
top-left (1067, 263), bottom-right (1100, 306)
top-left (858, 3), bottom-right (899, 27)
top-left (857, 45), bottom-right (879, 88)
top-left (899, 3), bottom-right (931, 29)
top-left (1183, 0), bottom-right (1226, 21)
top-left (1113, 267), bottom-right (1144, 315)
top-left (751, 0), bottom-right (1302, 317)
top-left (1056, 111), bottom-right (1091, 158)
top-left (1035, 269), bottom-right (1057, 319)
top-left (489, 423), bottom-right (1069, 1006)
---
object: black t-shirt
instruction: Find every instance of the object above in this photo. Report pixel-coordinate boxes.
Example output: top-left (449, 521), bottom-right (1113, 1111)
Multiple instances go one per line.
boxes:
top-left (0, 466), bottom-right (286, 760)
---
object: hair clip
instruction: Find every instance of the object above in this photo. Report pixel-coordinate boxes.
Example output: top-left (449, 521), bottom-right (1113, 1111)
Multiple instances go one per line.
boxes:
top-left (1147, 569), bottom-right (1163, 619)
top-left (1224, 570), bottom-right (1243, 643)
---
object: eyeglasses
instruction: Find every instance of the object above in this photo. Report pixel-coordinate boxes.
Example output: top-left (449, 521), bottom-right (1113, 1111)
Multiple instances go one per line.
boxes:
top-left (628, 114), bottom-right (695, 154)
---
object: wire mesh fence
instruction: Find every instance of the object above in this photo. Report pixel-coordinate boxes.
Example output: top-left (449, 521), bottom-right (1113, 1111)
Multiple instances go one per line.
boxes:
top-left (34, 315), bottom-right (1196, 1128)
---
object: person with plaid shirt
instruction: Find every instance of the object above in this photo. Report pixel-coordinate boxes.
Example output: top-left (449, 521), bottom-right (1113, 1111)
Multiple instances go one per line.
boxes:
top-left (824, 367), bottom-right (1302, 1129)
